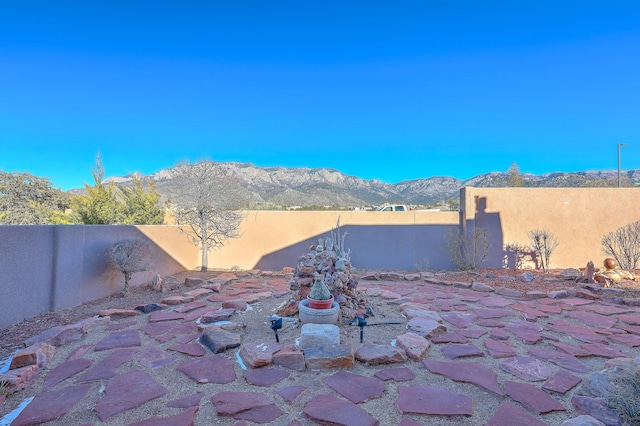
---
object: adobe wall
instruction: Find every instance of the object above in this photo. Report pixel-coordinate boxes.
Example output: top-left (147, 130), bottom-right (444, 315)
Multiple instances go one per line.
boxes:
top-left (207, 210), bottom-right (460, 271)
top-left (461, 187), bottom-right (640, 269)
top-left (0, 225), bottom-right (197, 328)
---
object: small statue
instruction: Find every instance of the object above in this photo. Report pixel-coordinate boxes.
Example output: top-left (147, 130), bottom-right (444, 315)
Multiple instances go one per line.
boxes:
top-left (595, 258), bottom-right (638, 287)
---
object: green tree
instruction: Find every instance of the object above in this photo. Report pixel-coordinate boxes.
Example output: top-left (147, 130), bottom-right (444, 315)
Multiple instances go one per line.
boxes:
top-left (71, 154), bottom-right (122, 224)
top-left (507, 162), bottom-right (524, 187)
top-left (0, 171), bottom-right (71, 224)
top-left (119, 176), bottom-right (165, 225)
top-left (72, 154), bottom-right (165, 225)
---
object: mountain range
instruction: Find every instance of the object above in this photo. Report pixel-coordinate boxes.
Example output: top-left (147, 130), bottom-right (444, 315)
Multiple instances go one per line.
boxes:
top-left (100, 163), bottom-right (640, 208)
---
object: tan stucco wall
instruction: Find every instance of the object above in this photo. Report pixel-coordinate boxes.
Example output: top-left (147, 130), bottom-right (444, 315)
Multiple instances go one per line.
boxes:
top-left (462, 187), bottom-right (640, 269)
top-left (207, 210), bottom-right (460, 271)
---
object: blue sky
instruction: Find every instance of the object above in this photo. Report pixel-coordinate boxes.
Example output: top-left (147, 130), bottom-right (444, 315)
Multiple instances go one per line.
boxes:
top-left (1, 1), bottom-right (639, 190)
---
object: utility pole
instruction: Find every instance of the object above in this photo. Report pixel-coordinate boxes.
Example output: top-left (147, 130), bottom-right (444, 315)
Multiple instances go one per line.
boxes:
top-left (617, 143), bottom-right (628, 187)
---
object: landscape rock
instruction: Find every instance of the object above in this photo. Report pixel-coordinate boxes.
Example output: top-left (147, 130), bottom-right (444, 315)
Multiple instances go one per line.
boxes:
top-left (10, 342), bottom-right (55, 369)
top-left (354, 343), bottom-right (407, 365)
top-left (406, 318), bottom-right (447, 338)
top-left (239, 343), bottom-right (283, 368)
top-left (200, 326), bottom-right (241, 353)
top-left (395, 332), bottom-right (430, 360)
top-left (304, 344), bottom-right (354, 369)
top-left (273, 345), bottom-right (306, 371)
top-left (561, 415), bottom-right (606, 426)
top-left (299, 324), bottom-right (340, 349)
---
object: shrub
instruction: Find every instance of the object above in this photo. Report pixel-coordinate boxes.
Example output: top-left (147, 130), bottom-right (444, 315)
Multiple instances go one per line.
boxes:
top-left (601, 220), bottom-right (640, 270)
top-left (607, 368), bottom-right (640, 424)
top-left (444, 227), bottom-right (490, 270)
top-left (527, 229), bottom-right (559, 273)
top-left (107, 239), bottom-right (151, 296)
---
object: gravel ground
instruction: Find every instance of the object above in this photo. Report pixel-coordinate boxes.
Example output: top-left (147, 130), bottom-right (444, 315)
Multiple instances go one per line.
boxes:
top-left (1, 267), bottom-right (639, 425)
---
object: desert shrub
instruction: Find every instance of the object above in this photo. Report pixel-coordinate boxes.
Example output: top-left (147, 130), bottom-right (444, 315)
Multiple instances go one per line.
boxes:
top-left (107, 239), bottom-right (151, 296)
top-left (414, 257), bottom-right (430, 272)
top-left (527, 229), bottom-right (559, 273)
top-left (504, 242), bottom-right (529, 269)
top-left (444, 227), bottom-right (490, 270)
top-left (607, 368), bottom-right (640, 424)
top-left (601, 220), bottom-right (640, 270)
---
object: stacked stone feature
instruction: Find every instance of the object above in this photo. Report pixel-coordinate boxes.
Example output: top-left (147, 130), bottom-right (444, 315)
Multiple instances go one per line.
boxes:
top-left (287, 220), bottom-right (368, 321)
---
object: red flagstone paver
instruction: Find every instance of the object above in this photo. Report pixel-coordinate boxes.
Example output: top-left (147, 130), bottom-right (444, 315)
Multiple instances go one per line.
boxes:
top-left (500, 356), bottom-right (553, 381)
top-left (578, 343), bottom-right (627, 358)
top-left (479, 297), bottom-right (515, 307)
top-left (396, 385), bottom-right (472, 416)
top-left (484, 339), bottom-right (516, 358)
top-left (430, 332), bottom-right (469, 344)
top-left (275, 385), bottom-right (306, 403)
top-left (608, 333), bottom-right (640, 346)
top-left (244, 368), bottom-right (290, 387)
top-left (166, 392), bottom-right (205, 408)
top-left (511, 303), bottom-right (549, 320)
top-left (486, 401), bottom-right (547, 426)
top-left (549, 342), bottom-right (592, 357)
top-left (175, 332), bottom-right (200, 344)
top-left (504, 381), bottom-right (566, 414)
top-left (440, 311), bottom-right (478, 328)
top-left (106, 320), bottom-right (137, 331)
top-left (140, 323), bottom-right (171, 337)
top-left (95, 370), bottom-right (168, 421)
top-left (94, 329), bottom-right (141, 351)
top-left (42, 358), bottom-right (92, 390)
top-left (542, 370), bottom-right (582, 394)
top-left (423, 360), bottom-right (502, 395)
top-left (128, 406), bottom-right (198, 426)
top-left (211, 391), bottom-right (283, 424)
top-left (547, 324), bottom-right (608, 344)
top-left (177, 355), bottom-right (236, 384)
top-left (475, 319), bottom-right (506, 327)
top-left (565, 311), bottom-right (618, 328)
top-left (528, 347), bottom-right (591, 374)
top-left (76, 348), bottom-right (138, 382)
top-left (457, 328), bottom-right (488, 339)
top-left (399, 419), bottom-right (422, 426)
top-left (561, 298), bottom-right (595, 306)
top-left (585, 305), bottom-right (635, 315)
top-left (137, 347), bottom-right (179, 369)
top-left (323, 370), bottom-right (386, 403)
top-left (168, 343), bottom-right (206, 356)
top-left (303, 394), bottom-right (378, 426)
top-left (472, 307), bottom-right (515, 319)
top-left (148, 312), bottom-right (187, 322)
top-left (66, 344), bottom-right (92, 361)
top-left (618, 314), bottom-right (640, 325)
top-left (441, 343), bottom-right (484, 360)
top-left (489, 328), bottom-right (509, 340)
top-left (11, 384), bottom-right (91, 426)
top-left (374, 367), bottom-right (415, 382)
top-left (538, 304), bottom-right (563, 314)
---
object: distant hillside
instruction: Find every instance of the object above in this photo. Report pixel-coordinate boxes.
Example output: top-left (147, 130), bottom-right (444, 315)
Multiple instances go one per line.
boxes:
top-left (88, 163), bottom-right (640, 208)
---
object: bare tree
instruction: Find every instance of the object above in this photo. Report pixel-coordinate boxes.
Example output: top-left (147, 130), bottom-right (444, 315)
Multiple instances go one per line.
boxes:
top-left (107, 239), bottom-right (151, 296)
top-left (527, 229), bottom-right (559, 273)
top-left (601, 220), bottom-right (640, 269)
top-left (444, 227), bottom-right (490, 270)
top-left (168, 160), bottom-right (245, 271)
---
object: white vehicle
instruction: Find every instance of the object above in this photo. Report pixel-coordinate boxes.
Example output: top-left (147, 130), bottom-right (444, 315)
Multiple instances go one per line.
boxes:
top-left (378, 204), bottom-right (410, 212)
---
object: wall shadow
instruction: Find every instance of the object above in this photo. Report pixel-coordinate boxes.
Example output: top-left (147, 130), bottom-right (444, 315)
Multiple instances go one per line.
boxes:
top-left (472, 197), bottom-right (504, 268)
top-left (254, 223), bottom-right (461, 271)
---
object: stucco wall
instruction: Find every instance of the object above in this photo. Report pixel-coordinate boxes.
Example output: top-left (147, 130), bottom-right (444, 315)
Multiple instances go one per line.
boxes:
top-left (462, 187), bottom-right (640, 269)
top-left (208, 210), bottom-right (460, 271)
top-left (0, 225), bottom-right (197, 327)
